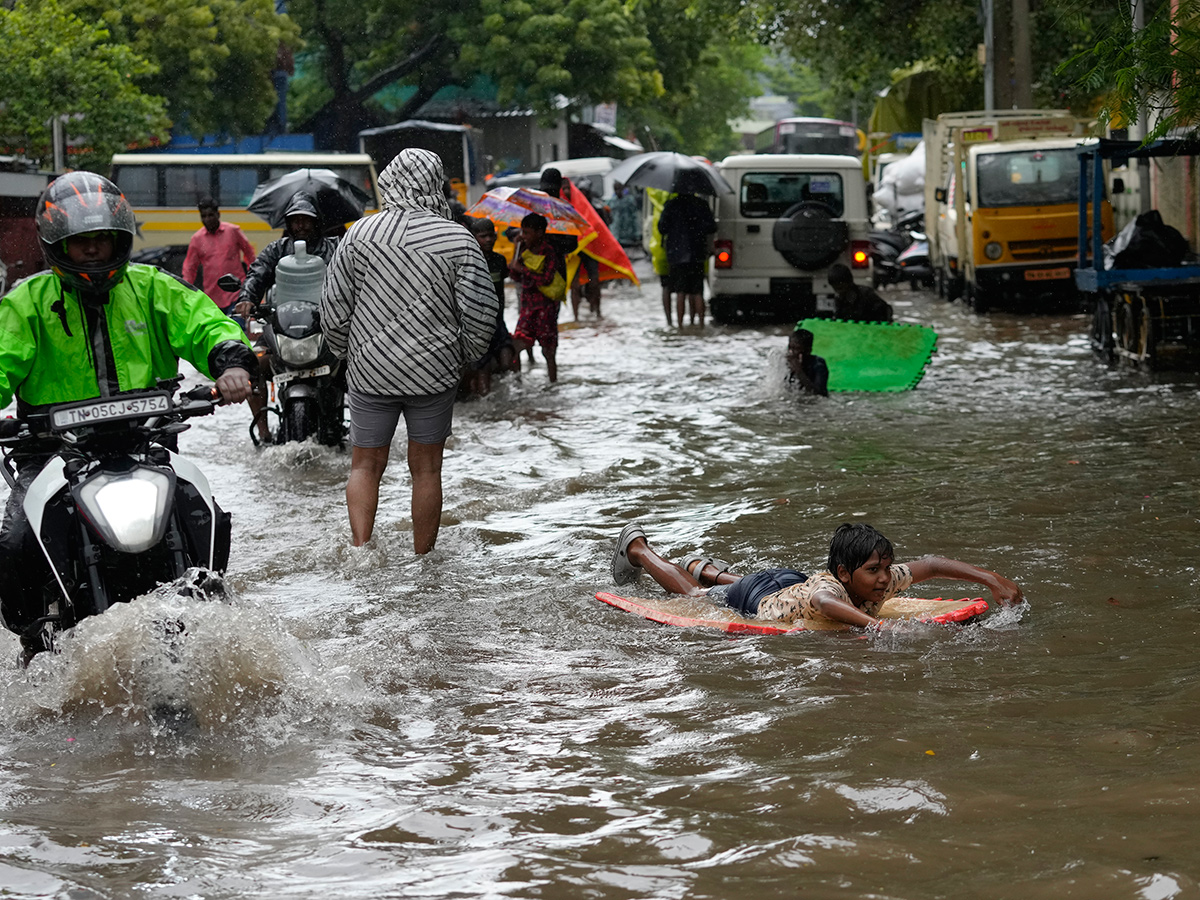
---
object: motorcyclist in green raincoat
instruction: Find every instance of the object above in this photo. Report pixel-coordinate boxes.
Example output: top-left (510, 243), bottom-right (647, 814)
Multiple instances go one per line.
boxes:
top-left (0, 171), bottom-right (257, 662)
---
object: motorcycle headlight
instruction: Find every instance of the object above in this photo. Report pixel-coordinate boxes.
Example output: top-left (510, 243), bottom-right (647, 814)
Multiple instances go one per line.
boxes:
top-left (984, 241), bottom-right (1004, 260)
top-left (276, 333), bottom-right (323, 366)
top-left (74, 467), bottom-right (175, 553)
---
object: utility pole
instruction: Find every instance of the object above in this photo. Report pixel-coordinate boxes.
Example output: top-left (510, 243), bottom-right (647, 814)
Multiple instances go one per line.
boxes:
top-left (52, 116), bottom-right (66, 172)
top-left (1130, 0), bottom-right (1152, 213)
top-left (982, 0), bottom-right (994, 113)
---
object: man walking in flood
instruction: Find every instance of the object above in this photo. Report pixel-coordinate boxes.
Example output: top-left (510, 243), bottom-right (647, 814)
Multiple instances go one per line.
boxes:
top-left (182, 196), bottom-right (257, 317)
top-left (319, 149), bottom-right (497, 554)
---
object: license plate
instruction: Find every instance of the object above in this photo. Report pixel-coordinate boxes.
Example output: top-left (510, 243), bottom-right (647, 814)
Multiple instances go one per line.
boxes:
top-left (50, 392), bottom-right (172, 430)
top-left (273, 364), bottom-right (330, 385)
top-left (1025, 267), bottom-right (1071, 281)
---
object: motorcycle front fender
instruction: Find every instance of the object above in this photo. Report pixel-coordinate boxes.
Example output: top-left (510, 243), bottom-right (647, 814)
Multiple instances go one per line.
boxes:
top-left (281, 381), bottom-right (317, 400)
top-left (170, 453), bottom-right (217, 569)
top-left (23, 455), bottom-right (72, 603)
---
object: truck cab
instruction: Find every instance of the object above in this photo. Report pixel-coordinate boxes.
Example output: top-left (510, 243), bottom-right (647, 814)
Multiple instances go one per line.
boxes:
top-left (959, 139), bottom-right (1113, 309)
top-left (925, 111), bottom-right (1113, 311)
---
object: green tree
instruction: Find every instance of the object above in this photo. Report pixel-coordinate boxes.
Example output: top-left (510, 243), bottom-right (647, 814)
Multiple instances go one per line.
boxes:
top-left (63, 0), bottom-right (300, 139)
top-left (1066, 0), bottom-right (1200, 138)
top-left (0, 0), bottom-right (169, 169)
top-left (744, 0), bottom-right (1111, 119)
top-left (287, 0), bottom-right (663, 151)
top-left (614, 0), bottom-right (765, 158)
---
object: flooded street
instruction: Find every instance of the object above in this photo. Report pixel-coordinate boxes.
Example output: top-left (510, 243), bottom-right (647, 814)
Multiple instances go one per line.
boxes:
top-left (4, 262), bottom-right (1200, 899)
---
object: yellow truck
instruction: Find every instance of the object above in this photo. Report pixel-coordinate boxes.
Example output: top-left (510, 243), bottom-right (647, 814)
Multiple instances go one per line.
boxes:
top-left (923, 111), bottom-right (1113, 311)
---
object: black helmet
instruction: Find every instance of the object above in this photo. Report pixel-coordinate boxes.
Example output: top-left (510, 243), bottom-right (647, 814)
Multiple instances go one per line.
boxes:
top-left (37, 171), bottom-right (137, 294)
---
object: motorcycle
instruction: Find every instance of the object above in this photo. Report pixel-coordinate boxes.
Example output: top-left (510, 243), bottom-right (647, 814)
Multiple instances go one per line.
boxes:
top-left (0, 379), bottom-right (228, 658)
top-left (897, 230), bottom-right (935, 290)
top-left (869, 209), bottom-right (925, 289)
top-left (218, 266), bottom-right (346, 448)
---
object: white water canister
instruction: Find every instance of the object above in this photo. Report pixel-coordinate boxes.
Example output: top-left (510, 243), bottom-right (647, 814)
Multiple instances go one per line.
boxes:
top-left (274, 240), bottom-right (326, 305)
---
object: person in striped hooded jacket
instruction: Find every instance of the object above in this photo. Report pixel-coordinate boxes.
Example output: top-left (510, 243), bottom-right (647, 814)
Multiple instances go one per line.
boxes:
top-left (320, 148), bottom-right (498, 554)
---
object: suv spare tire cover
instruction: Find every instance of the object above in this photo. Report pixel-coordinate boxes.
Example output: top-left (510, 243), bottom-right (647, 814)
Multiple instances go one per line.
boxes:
top-left (772, 201), bottom-right (850, 271)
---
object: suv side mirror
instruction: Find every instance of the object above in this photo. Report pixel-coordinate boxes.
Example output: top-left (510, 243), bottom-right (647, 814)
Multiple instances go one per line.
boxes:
top-left (934, 187), bottom-right (947, 204)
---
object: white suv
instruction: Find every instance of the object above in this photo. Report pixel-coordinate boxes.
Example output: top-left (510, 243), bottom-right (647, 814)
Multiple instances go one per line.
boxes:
top-left (708, 154), bottom-right (872, 322)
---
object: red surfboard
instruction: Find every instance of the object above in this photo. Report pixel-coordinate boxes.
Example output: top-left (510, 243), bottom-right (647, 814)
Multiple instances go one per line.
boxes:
top-left (595, 592), bottom-right (988, 633)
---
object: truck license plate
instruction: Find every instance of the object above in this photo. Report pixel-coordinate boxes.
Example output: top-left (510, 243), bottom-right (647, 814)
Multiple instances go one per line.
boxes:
top-left (1025, 267), bottom-right (1070, 281)
top-left (50, 392), bottom-right (172, 430)
top-left (274, 364), bottom-right (330, 385)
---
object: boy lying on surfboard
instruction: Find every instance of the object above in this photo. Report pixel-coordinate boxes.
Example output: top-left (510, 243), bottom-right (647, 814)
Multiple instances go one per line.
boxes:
top-left (610, 522), bottom-right (1024, 630)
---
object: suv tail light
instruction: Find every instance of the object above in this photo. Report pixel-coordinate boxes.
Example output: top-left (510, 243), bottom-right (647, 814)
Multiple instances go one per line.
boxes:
top-left (851, 240), bottom-right (870, 269)
top-left (714, 239), bottom-right (733, 269)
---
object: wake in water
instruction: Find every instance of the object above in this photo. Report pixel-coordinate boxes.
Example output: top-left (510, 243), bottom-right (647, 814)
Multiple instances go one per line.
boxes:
top-left (0, 571), bottom-right (370, 745)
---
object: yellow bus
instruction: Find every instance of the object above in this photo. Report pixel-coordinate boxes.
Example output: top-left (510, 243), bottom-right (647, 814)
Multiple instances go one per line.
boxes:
top-left (109, 152), bottom-right (381, 271)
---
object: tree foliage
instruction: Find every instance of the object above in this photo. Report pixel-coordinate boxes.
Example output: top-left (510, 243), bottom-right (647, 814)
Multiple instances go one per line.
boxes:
top-left (63, 0), bottom-right (300, 139)
top-left (620, 0), bottom-right (766, 158)
top-left (286, 0), bottom-right (769, 156)
top-left (1065, 0), bottom-right (1200, 139)
top-left (743, 0), bottom-right (1113, 119)
top-left (0, 0), bottom-right (169, 170)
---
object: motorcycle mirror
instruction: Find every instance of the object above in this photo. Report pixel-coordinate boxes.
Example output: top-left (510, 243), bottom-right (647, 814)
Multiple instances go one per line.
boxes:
top-left (217, 274), bottom-right (242, 292)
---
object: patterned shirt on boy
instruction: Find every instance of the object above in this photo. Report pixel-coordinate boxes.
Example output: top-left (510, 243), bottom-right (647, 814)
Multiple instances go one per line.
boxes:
top-left (756, 563), bottom-right (913, 625)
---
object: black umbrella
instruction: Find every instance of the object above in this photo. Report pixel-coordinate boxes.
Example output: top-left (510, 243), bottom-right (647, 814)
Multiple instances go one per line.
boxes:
top-left (247, 168), bottom-right (373, 229)
top-left (608, 152), bottom-right (734, 195)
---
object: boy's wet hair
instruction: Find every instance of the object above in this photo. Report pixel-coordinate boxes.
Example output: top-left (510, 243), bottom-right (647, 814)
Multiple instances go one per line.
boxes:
top-left (827, 263), bottom-right (853, 287)
top-left (790, 327), bottom-right (814, 348)
top-left (521, 212), bottom-right (547, 231)
top-left (197, 196), bottom-right (217, 213)
top-left (828, 523), bottom-right (894, 576)
top-left (467, 216), bottom-right (495, 235)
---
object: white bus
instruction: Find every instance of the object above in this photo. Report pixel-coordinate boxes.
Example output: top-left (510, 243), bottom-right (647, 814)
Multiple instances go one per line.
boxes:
top-left (109, 152), bottom-right (380, 271)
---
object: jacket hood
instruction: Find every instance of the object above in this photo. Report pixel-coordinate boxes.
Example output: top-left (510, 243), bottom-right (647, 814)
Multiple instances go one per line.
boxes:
top-left (284, 191), bottom-right (320, 222)
top-left (379, 149), bottom-right (452, 220)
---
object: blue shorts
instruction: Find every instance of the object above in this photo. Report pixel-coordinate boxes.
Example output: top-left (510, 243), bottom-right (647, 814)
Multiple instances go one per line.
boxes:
top-left (709, 568), bottom-right (808, 617)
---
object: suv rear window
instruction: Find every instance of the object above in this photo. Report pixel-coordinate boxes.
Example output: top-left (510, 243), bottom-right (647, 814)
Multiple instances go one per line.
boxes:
top-left (739, 172), bottom-right (845, 218)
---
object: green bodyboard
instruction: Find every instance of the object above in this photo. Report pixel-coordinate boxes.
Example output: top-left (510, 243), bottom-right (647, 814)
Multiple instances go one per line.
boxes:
top-left (798, 318), bottom-right (937, 392)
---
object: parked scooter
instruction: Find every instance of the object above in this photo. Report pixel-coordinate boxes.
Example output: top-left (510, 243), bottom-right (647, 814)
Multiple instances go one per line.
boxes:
top-left (870, 209), bottom-right (925, 289)
top-left (0, 379), bottom-right (228, 658)
top-left (897, 230), bottom-right (935, 290)
top-left (218, 242), bottom-right (346, 448)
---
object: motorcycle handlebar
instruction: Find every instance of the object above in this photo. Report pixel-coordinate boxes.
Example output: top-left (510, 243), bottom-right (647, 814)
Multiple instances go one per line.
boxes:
top-left (0, 387), bottom-right (219, 448)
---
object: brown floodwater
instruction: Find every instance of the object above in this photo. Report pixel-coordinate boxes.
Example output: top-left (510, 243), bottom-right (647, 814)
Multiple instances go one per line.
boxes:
top-left (2, 265), bottom-right (1199, 899)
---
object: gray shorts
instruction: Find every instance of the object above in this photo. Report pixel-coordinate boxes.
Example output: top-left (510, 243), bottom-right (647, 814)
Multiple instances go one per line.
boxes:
top-left (348, 387), bottom-right (456, 448)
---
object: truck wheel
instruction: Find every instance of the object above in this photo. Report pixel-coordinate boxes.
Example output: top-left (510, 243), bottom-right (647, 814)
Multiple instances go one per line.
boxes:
top-left (771, 202), bottom-right (850, 271)
top-left (1089, 296), bottom-right (1115, 361)
top-left (966, 283), bottom-right (989, 313)
top-left (946, 271), bottom-right (963, 303)
top-left (1138, 299), bottom-right (1157, 367)
top-left (710, 296), bottom-right (737, 324)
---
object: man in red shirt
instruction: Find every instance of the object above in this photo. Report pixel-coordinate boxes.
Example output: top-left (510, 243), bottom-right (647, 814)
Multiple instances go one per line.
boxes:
top-left (181, 196), bottom-right (257, 313)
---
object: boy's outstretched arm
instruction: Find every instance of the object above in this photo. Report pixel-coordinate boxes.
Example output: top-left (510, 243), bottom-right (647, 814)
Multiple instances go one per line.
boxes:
top-left (907, 557), bottom-right (1025, 606)
top-left (811, 591), bottom-right (882, 628)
